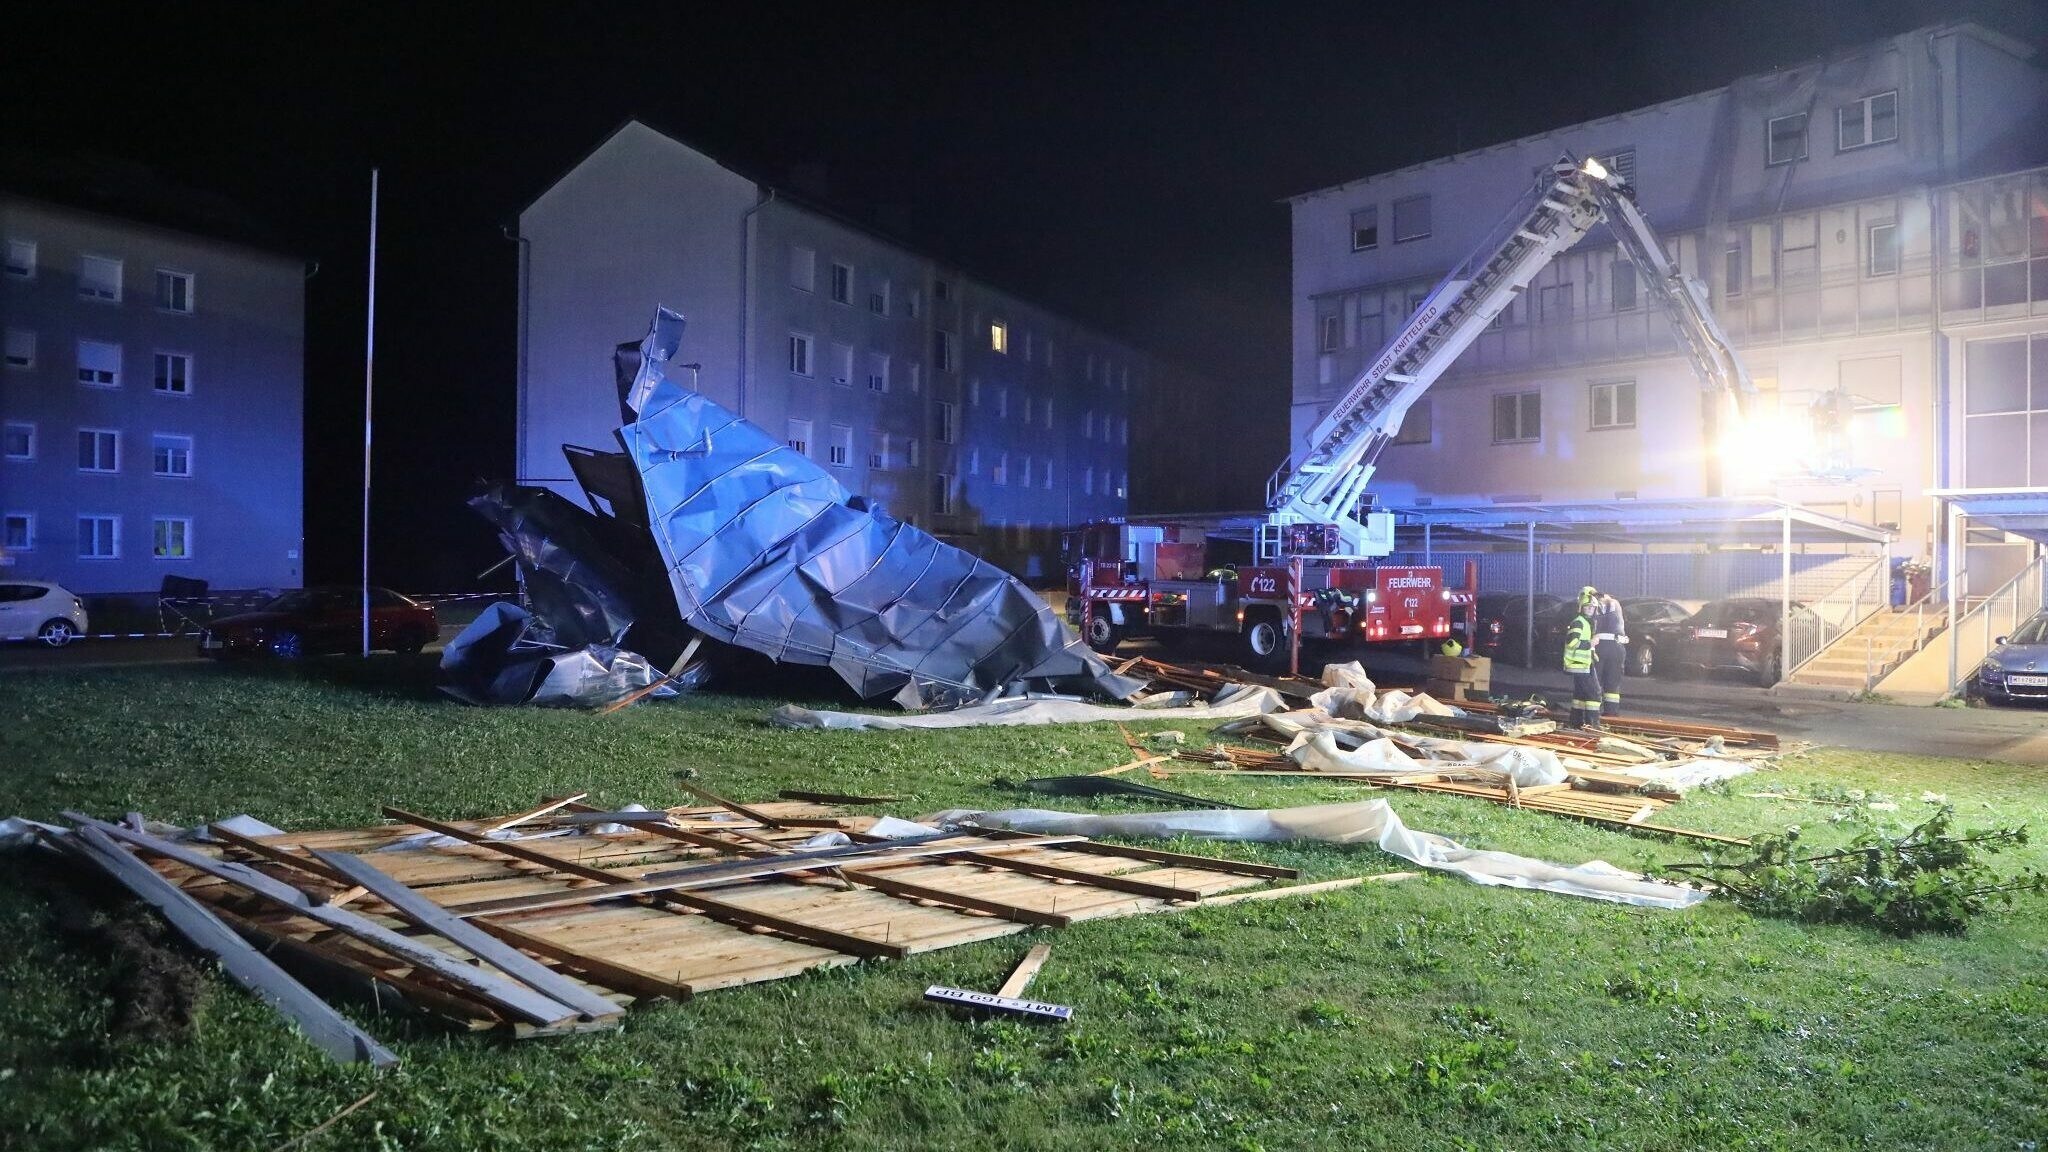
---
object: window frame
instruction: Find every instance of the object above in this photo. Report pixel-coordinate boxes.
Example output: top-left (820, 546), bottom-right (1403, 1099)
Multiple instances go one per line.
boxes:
top-left (990, 321), bottom-right (1008, 354)
top-left (868, 279), bottom-right (890, 315)
top-left (1766, 112), bottom-right (1809, 166)
top-left (866, 351), bottom-right (891, 393)
top-left (77, 340), bottom-right (122, 388)
top-left (829, 262), bottom-right (853, 305)
top-left (1836, 90), bottom-right (1899, 152)
top-left (78, 254), bottom-right (123, 302)
top-left (78, 428), bottom-right (121, 473)
top-left (785, 417), bottom-right (812, 457)
top-left (1, 512), bottom-right (33, 552)
top-left (1865, 221), bottom-right (1900, 277)
top-left (1610, 259), bottom-right (1638, 312)
top-left (1319, 312), bottom-right (1342, 353)
top-left (2, 421), bottom-right (34, 461)
top-left (155, 268), bottom-right (195, 313)
top-left (153, 350), bottom-right (192, 395)
top-left (933, 473), bottom-right (955, 515)
top-left (1350, 205), bottom-right (1379, 252)
top-left (827, 424), bottom-right (852, 468)
top-left (3, 328), bottom-right (34, 370)
top-left (1588, 380), bottom-right (1638, 431)
top-left (3, 239), bottom-right (35, 279)
top-left (935, 400), bottom-right (957, 444)
top-left (1390, 194), bottom-right (1432, 243)
top-left (152, 433), bottom-right (194, 478)
top-left (77, 514), bottom-right (120, 560)
top-left (1391, 398), bottom-right (1433, 446)
top-left (788, 332), bottom-right (814, 377)
top-left (1491, 390), bottom-right (1542, 445)
top-left (152, 516), bottom-right (193, 560)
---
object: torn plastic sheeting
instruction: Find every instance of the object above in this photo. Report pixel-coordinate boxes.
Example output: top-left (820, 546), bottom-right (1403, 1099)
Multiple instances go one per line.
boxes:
top-left (1310, 661), bottom-right (1461, 724)
top-left (1284, 727), bottom-right (1569, 787)
top-left (1603, 758), bottom-right (1757, 792)
top-left (769, 683), bottom-right (1285, 730)
top-left (937, 801), bottom-right (1705, 909)
top-left (615, 307), bottom-right (1141, 709)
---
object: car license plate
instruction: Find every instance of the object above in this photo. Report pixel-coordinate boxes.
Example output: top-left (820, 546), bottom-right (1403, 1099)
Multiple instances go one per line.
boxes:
top-left (1693, 628), bottom-right (1728, 639)
top-left (1400, 624), bottom-right (1423, 635)
top-left (2008, 675), bottom-right (2048, 687)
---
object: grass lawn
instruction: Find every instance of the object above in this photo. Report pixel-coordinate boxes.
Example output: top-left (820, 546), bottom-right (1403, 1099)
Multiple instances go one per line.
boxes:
top-left (2, 659), bottom-right (2044, 1151)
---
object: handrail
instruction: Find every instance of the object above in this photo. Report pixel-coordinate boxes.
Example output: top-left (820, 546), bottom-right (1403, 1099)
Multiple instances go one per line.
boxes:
top-left (1784, 555), bottom-right (1889, 679)
top-left (1946, 556), bottom-right (2045, 695)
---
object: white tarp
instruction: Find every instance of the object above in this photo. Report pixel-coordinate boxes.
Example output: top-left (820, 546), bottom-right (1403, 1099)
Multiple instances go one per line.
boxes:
top-left (1605, 758), bottom-right (1757, 792)
top-left (1309, 661), bottom-right (1459, 724)
top-left (769, 683), bottom-right (1286, 731)
top-left (935, 799), bottom-right (1706, 909)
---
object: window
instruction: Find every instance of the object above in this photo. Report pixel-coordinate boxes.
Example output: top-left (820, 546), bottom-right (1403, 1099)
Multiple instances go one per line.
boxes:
top-left (1118, 417), bottom-right (1128, 446)
top-left (1083, 467), bottom-right (1095, 495)
top-left (1724, 246), bottom-right (1745, 297)
top-left (79, 255), bottom-right (122, 301)
top-left (78, 515), bottom-right (118, 559)
top-left (993, 453), bottom-right (1008, 486)
top-left (1350, 205), bottom-right (1378, 251)
top-left (969, 377), bottom-right (982, 407)
top-left (1600, 148), bottom-right (1638, 186)
top-left (1083, 409), bottom-right (1095, 439)
top-left (79, 429), bottom-right (120, 472)
top-left (906, 437), bottom-right (920, 467)
top-left (934, 279), bottom-right (951, 302)
top-left (1019, 455), bottom-right (1033, 488)
top-left (997, 387), bottom-right (1008, 419)
top-left (788, 333), bottom-right (814, 376)
top-left (828, 424), bottom-right (851, 467)
top-left (4, 328), bottom-right (33, 369)
top-left (2, 422), bottom-right (33, 460)
top-left (1391, 399), bottom-right (1433, 446)
top-left (830, 263), bottom-right (852, 304)
top-left (155, 269), bottom-right (193, 313)
top-left (1589, 381), bottom-right (1637, 430)
top-left (967, 447), bottom-right (980, 475)
top-left (1319, 313), bottom-right (1342, 353)
top-left (790, 246), bottom-right (816, 291)
top-left (2, 514), bottom-right (31, 551)
top-left (907, 288), bottom-right (923, 318)
top-left (933, 473), bottom-right (955, 515)
top-left (1867, 222), bottom-right (1900, 277)
top-left (1023, 396), bottom-right (1035, 425)
top-left (830, 342), bottom-right (854, 385)
top-left (78, 340), bottom-right (121, 387)
top-left (1767, 113), bottom-right (1808, 166)
top-left (869, 280), bottom-right (890, 315)
top-left (1043, 397), bottom-right (1054, 430)
top-left (3, 240), bottom-right (33, 278)
top-left (785, 418), bottom-right (812, 457)
top-left (1391, 194), bottom-right (1431, 242)
top-left (1838, 91), bottom-right (1898, 151)
top-left (1961, 337), bottom-right (2048, 487)
top-left (153, 434), bottom-right (193, 477)
top-left (1492, 391), bottom-right (1541, 443)
top-left (990, 321), bottom-right (1008, 354)
top-left (1610, 261), bottom-right (1637, 312)
top-left (867, 352), bottom-right (890, 393)
top-left (933, 330), bottom-right (956, 372)
top-left (907, 362), bottom-right (921, 393)
top-left (153, 352), bottom-right (191, 394)
top-left (1022, 331), bottom-right (1034, 362)
top-left (1116, 472), bottom-right (1128, 499)
top-left (1042, 461), bottom-right (1053, 490)
top-left (1537, 283), bottom-right (1573, 323)
top-left (868, 430), bottom-right (888, 469)
top-left (935, 401), bottom-right (956, 444)
top-left (153, 517), bottom-right (191, 560)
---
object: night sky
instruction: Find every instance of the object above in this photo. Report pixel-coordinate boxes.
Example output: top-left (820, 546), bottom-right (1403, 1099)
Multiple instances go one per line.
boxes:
top-left (8, 1), bottom-right (2040, 590)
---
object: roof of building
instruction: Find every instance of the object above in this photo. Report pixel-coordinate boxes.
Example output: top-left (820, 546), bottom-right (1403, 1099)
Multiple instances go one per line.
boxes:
top-left (1284, 20), bottom-right (2038, 205)
top-left (0, 151), bottom-right (299, 259)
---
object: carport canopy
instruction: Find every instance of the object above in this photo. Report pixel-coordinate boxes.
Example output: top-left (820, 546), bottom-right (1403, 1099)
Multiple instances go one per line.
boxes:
top-left (1387, 496), bottom-right (1893, 550)
top-left (1924, 487), bottom-right (2048, 545)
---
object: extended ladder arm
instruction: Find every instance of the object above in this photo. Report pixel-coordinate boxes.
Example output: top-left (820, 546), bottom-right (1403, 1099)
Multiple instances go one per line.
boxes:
top-left (1266, 156), bottom-right (1759, 560)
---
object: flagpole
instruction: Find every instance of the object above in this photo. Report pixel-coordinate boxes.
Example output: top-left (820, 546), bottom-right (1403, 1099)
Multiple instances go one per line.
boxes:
top-left (361, 168), bottom-right (378, 658)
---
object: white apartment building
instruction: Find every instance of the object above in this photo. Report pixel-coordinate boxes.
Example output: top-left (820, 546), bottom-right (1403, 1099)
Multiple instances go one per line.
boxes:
top-left (1288, 22), bottom-right (2048, 594)
top-left (517, 121), bottom-right (1186, 581)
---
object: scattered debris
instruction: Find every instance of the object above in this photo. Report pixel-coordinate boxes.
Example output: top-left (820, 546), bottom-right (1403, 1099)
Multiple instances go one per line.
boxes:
top-left (925, 943), bottom-right (1072, 1022)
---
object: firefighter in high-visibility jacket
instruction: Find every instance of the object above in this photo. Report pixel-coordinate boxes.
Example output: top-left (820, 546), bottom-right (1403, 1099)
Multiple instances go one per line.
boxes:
top-left (1593, 590), bottom-right (1628, 717)
top-left (1563, 587), bottom-right (1603, 730)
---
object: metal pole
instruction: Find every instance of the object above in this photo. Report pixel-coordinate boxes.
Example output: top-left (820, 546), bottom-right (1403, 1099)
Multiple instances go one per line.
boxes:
top-left (1423, 521), bottom-right (1432, 567)
top-left (1525, 521), bottom-right (1536, 669)
top-left (1780, 506), bottom-right (1791, 682)
top-left (1945, 501), bottom-right (1960, 688)
top-left (361, 168), bottom-right (379, 658)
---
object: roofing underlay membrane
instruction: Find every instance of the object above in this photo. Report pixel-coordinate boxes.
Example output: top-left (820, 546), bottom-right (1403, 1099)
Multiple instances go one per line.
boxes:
top-left (610, 307), bottom-right (1140, 709)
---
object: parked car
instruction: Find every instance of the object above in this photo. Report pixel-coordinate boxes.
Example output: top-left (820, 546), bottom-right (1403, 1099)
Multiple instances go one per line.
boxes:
top-left (1617, 597), bottom-right (1697, 677)
top-left (1472, 593), bottom-right (1564, 662)
top-left (1973, 615), bottom-right (2048, 706)
top-left (200, 586), bottom-right (437, 659)
top-left (1666, 597), bottom-right (1822, 686)
top-left (0, 581), bottom-right (89, 646)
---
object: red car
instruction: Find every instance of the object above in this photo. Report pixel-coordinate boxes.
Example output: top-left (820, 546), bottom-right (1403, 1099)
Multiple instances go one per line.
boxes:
top-left (200, 586), bottom-right (438, 660)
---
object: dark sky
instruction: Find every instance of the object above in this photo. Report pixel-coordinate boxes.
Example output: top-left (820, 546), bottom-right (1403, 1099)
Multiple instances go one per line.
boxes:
top-left (8, 0), bottom-right (2042, 589)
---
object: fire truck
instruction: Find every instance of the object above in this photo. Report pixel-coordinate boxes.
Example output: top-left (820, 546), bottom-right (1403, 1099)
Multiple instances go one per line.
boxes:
top-left (1067, 155), bottom-right (1758, 670)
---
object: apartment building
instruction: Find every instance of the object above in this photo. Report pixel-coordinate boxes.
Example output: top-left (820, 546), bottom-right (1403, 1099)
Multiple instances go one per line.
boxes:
top-left (518, 121), bottom-right (1182, 580)
top-left (1288, 22), bottom-right (2048, 592)
top-left (0, 176), bottom-right (305, 595)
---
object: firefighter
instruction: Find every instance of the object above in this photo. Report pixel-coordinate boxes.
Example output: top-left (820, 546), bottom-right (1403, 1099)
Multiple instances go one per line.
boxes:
top-left (1593, 589), bottom-right (1627, 717)
top-left (1563, 586), bottom-right (1602, 730)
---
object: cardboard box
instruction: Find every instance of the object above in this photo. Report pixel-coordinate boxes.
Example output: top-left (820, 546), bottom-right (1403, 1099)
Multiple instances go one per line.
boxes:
top-left (1427, 655), bottom-right (1491, 691)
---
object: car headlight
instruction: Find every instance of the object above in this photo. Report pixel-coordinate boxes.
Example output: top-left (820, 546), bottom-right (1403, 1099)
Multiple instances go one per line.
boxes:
top-left (1980, 662), bottom-right (2005, 679)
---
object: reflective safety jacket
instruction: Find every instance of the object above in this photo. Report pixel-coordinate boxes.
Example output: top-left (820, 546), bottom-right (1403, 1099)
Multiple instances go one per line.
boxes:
top-left (1594, 595), bottom-right (1627, 643)
top-left (1563, 612), bottom-right (1596, 673)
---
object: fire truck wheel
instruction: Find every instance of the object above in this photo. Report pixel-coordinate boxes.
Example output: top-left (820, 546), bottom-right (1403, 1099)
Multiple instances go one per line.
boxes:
top-left (1083, 614), bottom-right (1124, 654)
top-left (1243, 611), bottom-right (1287, 671)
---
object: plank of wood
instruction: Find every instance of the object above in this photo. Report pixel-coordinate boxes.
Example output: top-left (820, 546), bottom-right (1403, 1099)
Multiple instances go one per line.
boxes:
top-left (963, 828), bottom-right (1299, 880)
top-left (65, 826), bottom-right (400, 1067)
top-left (841, 870), bottom-right (1072, 928)
top-left (777, 790), bottom-right (903, 806)
top-left (484, 793), bottom-right (591, 836)
top-left (657, 889), bottom-right (910, 960)
top-left (954, 851), bottom-right (1205, 903)
top-left (1092, 754), bottom-right (1170, 778)
top-left (996, 943), bottom-right (1054, 998)
top-left (209, 823), bottom-right (357, 890)
top-left (68, 813), bottom-right (581, 1028)
top-left (469, 918), bottom-right (689, 1001)
top-left (1196, 873), bottom-right (1420, 906)
top-left (673, 780), bottom-right (798, 830)
top-left (309, 849), bottom-right (622, 1021)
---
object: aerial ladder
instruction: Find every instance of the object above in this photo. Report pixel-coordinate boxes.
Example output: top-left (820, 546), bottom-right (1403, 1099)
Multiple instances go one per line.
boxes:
top-left (1261, 155), bottom-right (1759, 562)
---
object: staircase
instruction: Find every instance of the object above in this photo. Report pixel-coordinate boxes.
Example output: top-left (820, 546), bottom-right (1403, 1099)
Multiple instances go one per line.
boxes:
top-left (1780, 606), bottom-right (1945, 694)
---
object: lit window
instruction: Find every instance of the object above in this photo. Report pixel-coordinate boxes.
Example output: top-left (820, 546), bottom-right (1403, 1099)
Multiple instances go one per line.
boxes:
top-left (78, 515), bottom-right (119, 559)
top-left (1767, 113), bottom-right (1808, 166)
top-left (1391, 194), bottom-right (1431, 242)
top-left (4, 328), bottom-right (33, 369)
top-left (79, 255), bottom-right (122, 301)
top-left (788, 333), bottom-right (814, 376)
top-left (1838, 91), bottom-right (1898, 151)
top-left (3, 240), bottom-right (34, 278)
top-left (1492, 391), bottom-right (1542, 443)
top-left (790, 246), bottom-right (816, 291)
top-left (830, 263), bottom-right (852, 304)
top-left (1866, 222), bottom-right (1900, 277)
top-left (78, 429), bottom-right (120, 472)
top-left (785, 418), bottom-right (812, 457)
top-left (78, 341), bottom-right (122, 387)
top-left (3, 422), bottom-right (34, 460)
top-left (2, 513), bottom-right (31, 551)
top-left (990, 321), bottom-right (1008, 354)
top-left (153, 352), bottom-right (191, 394)
top-left (153, 434), bottom-right (193, 477)
top-left (828, 424), bottom-right (852, 467)
top-left (156, 269), bottom-right (194, 313)
top-left (153, 517), bottom-right (192, 560)
top-left (935, 401), bottom-right (956, 444)
top-left (1589, 381), bottom-right (1637, 430)
top-left (1350, 205), bottom-right (1378, 251)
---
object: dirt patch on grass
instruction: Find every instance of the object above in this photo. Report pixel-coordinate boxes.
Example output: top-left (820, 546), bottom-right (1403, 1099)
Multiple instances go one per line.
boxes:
top-left (51, 899), bottom-right (209, 1045)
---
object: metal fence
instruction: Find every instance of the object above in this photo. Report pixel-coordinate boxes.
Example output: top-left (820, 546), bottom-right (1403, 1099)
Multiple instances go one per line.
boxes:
top-left (1784, 556), bottom-right (1891, 677)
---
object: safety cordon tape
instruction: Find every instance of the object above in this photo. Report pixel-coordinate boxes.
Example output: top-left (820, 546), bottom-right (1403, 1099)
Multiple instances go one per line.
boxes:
top-left (17, 592), bottom-right (512, 644)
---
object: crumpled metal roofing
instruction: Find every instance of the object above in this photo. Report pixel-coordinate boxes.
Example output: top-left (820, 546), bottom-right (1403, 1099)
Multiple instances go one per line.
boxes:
top-left (614, 307), bottom-right (1139, 708)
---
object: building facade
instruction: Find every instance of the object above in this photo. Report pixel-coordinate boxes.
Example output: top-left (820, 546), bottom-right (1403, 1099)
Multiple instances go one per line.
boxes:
top-left (518, 121), bottom-right (1186, 581)
top-left (0, 191), bottom-right (305, 594)
top-left (1288, 22), bottom-right (2048, 592)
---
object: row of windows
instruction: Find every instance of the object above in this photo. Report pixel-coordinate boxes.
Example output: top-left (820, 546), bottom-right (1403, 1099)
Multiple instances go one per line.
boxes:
top-left (1767, 90), bottom-right (1900, 166)
top-left (789, 246), bottom-right (926, 319)
top-left (1348, 195), bottom-right (1434, 252)
top-left (1372, 381), bottom-right (1640, 451)
top-left (785, 334), bottom-right (923, 393)
top-left (780, 415), bottom-right (1127, 493)
top-left (3, 332), bottom-right (194, 394)
top-left (2, 424), bottom-right (195, 476)
top-left (2, 512), bottom-right (192, 560)
top-left (4, 240), bottom-right (195, 311)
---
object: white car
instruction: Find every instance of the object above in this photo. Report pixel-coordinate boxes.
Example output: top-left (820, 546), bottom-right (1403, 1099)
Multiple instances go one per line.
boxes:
top-left (0, 581), bottom-right (90, 646)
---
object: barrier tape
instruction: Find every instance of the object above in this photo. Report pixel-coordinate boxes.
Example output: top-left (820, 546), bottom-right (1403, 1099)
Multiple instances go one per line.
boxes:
top-left (8, 591), bottom-right (512, 646)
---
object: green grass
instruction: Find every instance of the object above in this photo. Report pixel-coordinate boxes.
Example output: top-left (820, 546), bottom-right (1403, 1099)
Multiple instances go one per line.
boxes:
top-left (2, 659), bottom-right (2045, 1151)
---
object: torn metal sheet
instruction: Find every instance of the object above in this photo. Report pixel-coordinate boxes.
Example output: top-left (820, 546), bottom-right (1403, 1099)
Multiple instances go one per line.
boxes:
top-left (614, 307), bottom-right (1140, 709)
top-left (440, 601), bottom-right (687, 708)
